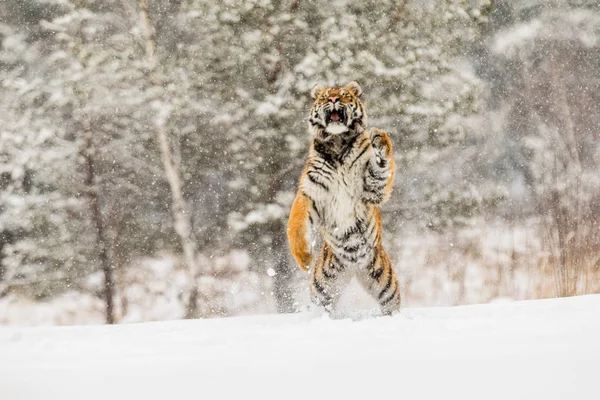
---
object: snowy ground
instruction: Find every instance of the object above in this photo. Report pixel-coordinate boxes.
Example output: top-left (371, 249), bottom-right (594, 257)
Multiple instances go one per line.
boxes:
top-left (1, 295), bottom-right (599, 400)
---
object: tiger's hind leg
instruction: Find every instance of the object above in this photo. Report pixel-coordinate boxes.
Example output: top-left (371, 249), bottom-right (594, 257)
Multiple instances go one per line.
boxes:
top-left (357, 247), bottom-right (401, 316)
top-left (311, 243), bottom-right (351, 314)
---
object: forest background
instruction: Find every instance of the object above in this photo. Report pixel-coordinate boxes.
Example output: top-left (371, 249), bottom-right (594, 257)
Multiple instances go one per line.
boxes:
top-left (1, 0), bottom-right (599, 325)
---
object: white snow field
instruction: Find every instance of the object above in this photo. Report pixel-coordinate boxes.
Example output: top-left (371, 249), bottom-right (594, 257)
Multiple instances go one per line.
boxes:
top-left (1, 295), bottom-right (599, 400)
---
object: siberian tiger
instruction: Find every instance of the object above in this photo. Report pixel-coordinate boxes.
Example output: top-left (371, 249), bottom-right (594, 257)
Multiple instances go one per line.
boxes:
top-left (287, 81), bottom-right (401, 316)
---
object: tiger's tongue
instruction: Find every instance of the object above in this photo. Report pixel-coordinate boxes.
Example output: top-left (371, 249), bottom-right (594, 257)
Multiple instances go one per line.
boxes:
top-left (330, 112), bottom-right (340, 121)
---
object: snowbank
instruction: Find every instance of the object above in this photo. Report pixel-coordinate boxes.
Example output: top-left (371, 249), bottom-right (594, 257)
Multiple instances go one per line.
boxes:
top-left (0, 295), bottom-right (598, 400)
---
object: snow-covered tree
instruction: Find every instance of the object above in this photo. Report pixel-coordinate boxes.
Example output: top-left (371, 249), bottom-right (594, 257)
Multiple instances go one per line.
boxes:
top-left (181, 0), bottom-right (494, 309)
top-left (2, 0), bottom-right (504, 317)
top-left (485, 1), bottom-right (600, 296)
top-left (0, 7), bottom-right (82, 299)
top-left (1, 1), bottom-right (172, 322)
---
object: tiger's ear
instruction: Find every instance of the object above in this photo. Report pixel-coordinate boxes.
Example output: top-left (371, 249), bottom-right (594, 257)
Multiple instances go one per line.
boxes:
top-left (345, 81), bottom-right (363, 97)
top-left (310, 84), bottom-right (326, 100)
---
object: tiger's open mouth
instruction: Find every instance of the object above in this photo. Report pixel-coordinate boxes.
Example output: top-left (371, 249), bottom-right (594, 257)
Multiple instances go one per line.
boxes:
top-left (326, 109), bottom-right (346, 125)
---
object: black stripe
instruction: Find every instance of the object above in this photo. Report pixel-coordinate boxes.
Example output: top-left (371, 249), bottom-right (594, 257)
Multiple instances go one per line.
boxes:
top-left (310, 162), bottom-right (334, 178)
top-left (323, 267), bottom-right (336, 279)
top-left (363, 175), bottom-right (386, 200)
top-left (335, 242), bottom-right (363, 256)
top-left (343, 243), bottom-right (360, 253)
top-left (322, 250), bottom-right (335, 278)
top-left (331, 258), bottom-right (345, 272)
top-left (368, 164), bottom-right (388, 181)
top-left (333, 249), bottom-right (356, 262)
top-left (377, 158), bottom-right (389, 168)
top-left (366, 175), bottom-right (388, 188)
top-left (326, 238), bottom-right (370, 259)
top-left (365, 178), bottom-right (387, 190)
top-left (308, 169), bottom-right (332, 184)
top-left (326, 235), bottom-right (348, 250)
top-left (350, 140), bottom-right (370, 168)
top-left (379, 271), bottom-right (394, 300)
top-left (370, 266), bottom-right (384, 280)
top-left (365, 219), bottom-right (376, 240)
top-left (328, 234), bottom-right (363, 250)
top-left (338, 135), bottom-right (360, 162)
top-left (338, 144), bottom-right (353, 162)
top-left (313, 141), bottom-right (335, 164)
top-left (365, 184), bottom-right (387, 196)
top-left (309, 117), bottom-right (326, 128)
top-left (324, 234), bottom-right (344, 248)
top-left (342, 220), bottom-right (364, 239)
top-left (313, 279), bottom-right (331, 300)
top-left (338, 250), bottom-right (366, 262)
top-left (314, 166), bottom-right (334, 179)
top-left (363, 184), bottom-right (385, 197)
top-left (368, 254), bottom-right (384, 280)
top-left (307, 173), bottom-right (329, 191)
top-left (363, 175), bottom-right (387, 187)
top-left (355, 137), bottom-right (369, 151)
top-left (380, 285), bottom-right (398, 307)
top-left (311, 200), bottom-right (321, 220)
top-left (325, 256), bottom-right (345, 273)
top-left (363, 194), bottom-right (384, 204)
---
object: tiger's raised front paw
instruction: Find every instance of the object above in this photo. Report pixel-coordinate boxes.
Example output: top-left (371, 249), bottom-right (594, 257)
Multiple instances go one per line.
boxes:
top-left (369, 128), bottom-right (392, 163)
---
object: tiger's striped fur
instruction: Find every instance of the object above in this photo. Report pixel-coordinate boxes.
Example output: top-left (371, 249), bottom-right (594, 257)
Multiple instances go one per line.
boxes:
top-left (287, 81), bottom-right (400, 316)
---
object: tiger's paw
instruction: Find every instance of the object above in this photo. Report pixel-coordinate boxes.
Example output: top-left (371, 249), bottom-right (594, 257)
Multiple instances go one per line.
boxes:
top-left (369, 128), bottom-right (393, 163)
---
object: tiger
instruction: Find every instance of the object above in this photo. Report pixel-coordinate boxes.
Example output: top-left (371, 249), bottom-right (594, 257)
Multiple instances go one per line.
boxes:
top-left (287, 81), bottom-right (401, 316)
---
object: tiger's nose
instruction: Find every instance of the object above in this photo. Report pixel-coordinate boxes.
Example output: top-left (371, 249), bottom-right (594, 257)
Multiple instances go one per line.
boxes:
top-left (328, 96), bottom-right (339, 103)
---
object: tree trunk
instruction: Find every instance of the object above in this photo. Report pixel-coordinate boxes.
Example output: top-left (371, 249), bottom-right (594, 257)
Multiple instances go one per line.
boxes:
top-left (110, 218), bottom-right (128, 319)
top-left (136, 0), bottom-right (200, 318)
top-left (83, 133), bottom-right (115, 325)
top-left (271, 221), bottom-right (297, 313)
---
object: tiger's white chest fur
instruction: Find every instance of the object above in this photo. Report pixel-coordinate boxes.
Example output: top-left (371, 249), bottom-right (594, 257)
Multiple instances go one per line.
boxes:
top-left (302, 137), bottom-right (373, 235)
top-left (317, 163), bottom-right (365, 233)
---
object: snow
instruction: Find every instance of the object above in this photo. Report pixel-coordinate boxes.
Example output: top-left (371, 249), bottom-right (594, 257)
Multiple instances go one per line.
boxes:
top-left (0, 292), bottom-right (105, 327)
top-left (1, 295), bottom-right (598, 400)
top-left (493, 19), bottom-right (542, 55)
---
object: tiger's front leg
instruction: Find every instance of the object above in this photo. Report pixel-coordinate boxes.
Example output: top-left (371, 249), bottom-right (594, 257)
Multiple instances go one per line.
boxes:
top-left (362, 128), bottom-right (395, 204)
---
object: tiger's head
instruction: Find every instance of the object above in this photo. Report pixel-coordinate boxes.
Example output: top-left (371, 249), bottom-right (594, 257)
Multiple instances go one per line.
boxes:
top-left (308, 81), bottom-right (366, 140)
